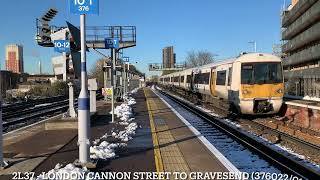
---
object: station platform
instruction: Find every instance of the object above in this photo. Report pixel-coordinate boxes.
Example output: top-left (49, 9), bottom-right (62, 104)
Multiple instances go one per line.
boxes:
top-left (0, 88), bottom-right (229, 179)
top-left (144, 88), bottom-right (228, 173)
top-left (281, 98), bottom-right (320, 134)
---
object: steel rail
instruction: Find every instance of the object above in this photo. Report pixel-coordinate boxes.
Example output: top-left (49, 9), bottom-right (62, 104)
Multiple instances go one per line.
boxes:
top-left (3, 100), bottom-right (69, 120)
top-left (3, 93), bottom-right (103, 131)
top-left (158, 89), bottom-right (320, 180)
top-left (241, 118), bottom-right (320, 152)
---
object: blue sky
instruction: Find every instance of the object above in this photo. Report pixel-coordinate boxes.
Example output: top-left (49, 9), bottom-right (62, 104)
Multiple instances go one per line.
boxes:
top-left (0, 0), bottom-right (290, 76)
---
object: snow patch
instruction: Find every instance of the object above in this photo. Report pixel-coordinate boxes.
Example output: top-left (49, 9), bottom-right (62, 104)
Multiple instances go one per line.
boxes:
top-left (111, 103), bottom-right (134, 122)
top-left (225, 119), bottom-right (241, 128)
top-left (285, 95), bottom-right (320, 102)
top-left (35, 103), bottom-right (53, 107)
top-left (90, 141), bottom-right (126, 160)
top-left (130, 87), bottom-right (140, 94)
top-left (112, 122), bottom-right (138, 142)
top-left (35, 92), bottom-right (140, 179)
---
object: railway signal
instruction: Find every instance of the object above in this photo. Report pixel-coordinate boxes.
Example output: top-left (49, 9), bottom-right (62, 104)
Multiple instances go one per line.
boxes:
top-left (42, 8), bottom-right (58, 21)
top-left (38, 8), bottom-right (58, 43)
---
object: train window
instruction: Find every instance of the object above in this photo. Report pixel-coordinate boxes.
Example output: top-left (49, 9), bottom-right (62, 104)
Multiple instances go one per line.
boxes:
top-left (180, 76), bottom-right (185, 83)
top-left (216, 70), bottom-right (226, 85)
top-left (174, 76), bottom-right (179, 82)
top-left (241, 63), bottom-right (282, 84)
top-left (227, 67), bottom-right (232, 86)
top-left (194, 73), bottom-right (210, 84)
top-left (187, 75), bottom-right (192, 83)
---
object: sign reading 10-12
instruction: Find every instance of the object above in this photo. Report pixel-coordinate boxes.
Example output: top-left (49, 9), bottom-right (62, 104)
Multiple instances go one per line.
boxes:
top-left (70, 0), bottom-right (99, 15)
top-left (54, 40), bottom-right (70, 53)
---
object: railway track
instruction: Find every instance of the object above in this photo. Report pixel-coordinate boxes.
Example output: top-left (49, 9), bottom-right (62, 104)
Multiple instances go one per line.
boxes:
top-left (3, 99), bottom-right (72, 133)
top-left (2, 95), bottom-right (67, 113)
top-left (3, 93), bottom-right (103, 132)
top-left (157, 88), bottom-right (320, 180)
top-left (167, 86), bottom-right (320, 152)
top-left (239, 118), bottom-right (320, 151)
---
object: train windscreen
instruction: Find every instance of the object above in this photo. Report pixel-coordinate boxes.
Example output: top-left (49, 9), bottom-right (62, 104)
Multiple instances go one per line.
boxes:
top-left (241, 62), bottom-right (282, 84)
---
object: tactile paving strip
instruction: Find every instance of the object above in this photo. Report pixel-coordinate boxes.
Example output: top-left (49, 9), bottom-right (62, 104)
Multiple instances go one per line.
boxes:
top-left (146, 90), bottom-right (191, 173)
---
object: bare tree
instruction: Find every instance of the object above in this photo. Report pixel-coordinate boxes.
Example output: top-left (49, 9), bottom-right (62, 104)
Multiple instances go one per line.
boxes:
top-left (186, 50), bottom-right (215, 68)
top-left (89, 58), bottom-right (107, 88)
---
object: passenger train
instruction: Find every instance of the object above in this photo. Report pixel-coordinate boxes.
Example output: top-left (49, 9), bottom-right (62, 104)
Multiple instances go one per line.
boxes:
top-left (159, 53), bottom-right (284, 115)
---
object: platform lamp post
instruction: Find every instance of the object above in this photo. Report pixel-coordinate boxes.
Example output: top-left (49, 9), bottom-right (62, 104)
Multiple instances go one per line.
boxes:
top-left (248, 41), bottom-right (257, 53)
top-left (78, 13), bottom-right (91, 164)
top-left (121, 56), bottom-right (129, 97)
top-left (111, 48), bottom-right (116, 123)
top-left (105, 38), bottom-right (120, 123)
top-left (69, 0), bottom-right (99, 164)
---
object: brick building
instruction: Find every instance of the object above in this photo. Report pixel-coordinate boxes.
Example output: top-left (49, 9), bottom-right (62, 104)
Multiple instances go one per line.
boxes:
top-left (162, 46), bottom-right (176, 68)
top-left (5, 44), bottom-right (24, 73)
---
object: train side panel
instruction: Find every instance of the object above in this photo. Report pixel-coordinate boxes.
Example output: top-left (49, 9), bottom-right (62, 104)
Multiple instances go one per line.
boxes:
top-left (213, 63), bottom-right (232, 100)
top-left (229, 61), bottom-right (242, 111)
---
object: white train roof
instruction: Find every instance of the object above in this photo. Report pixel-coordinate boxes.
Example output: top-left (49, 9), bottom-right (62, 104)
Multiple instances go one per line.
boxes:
top-left (160, 53), bottom-right (281, 78)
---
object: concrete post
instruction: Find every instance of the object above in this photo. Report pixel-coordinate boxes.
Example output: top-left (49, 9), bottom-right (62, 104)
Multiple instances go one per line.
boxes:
top-left (122, 62), bottom-right (126, 97)
top-left (63, 52), bottom-right (67, 82)
top-left (90, 90), bottom-right (96, 114)
top-left (103, 61), bottom-right (108, 101)
top-left (111, 48), bottom-right (116, 123)
top-left (68, 82), bottom-right (77, 118)
top-left (127, 63), bottom-right (130, 93)
top-left (78, 14), bottom-right (90, 164)
top-left (88, 79), bottom-right (97, 114)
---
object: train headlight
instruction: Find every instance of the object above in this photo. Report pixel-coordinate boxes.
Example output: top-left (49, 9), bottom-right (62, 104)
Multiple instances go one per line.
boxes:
top-left (243, 90), bottom-right (251, 94)
top-left (277, 89), bottom-right (283, 94)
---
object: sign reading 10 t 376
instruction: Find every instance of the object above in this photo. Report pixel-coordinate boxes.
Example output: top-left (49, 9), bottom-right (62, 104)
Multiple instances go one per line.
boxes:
top-left (54, 40), bottom-right (70, 53)
top-left (70, 0), bottom-right (99, 15)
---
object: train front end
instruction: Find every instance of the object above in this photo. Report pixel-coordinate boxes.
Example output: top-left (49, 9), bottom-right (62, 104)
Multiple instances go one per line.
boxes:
top-left (239, 54), bottom-right (284, 114)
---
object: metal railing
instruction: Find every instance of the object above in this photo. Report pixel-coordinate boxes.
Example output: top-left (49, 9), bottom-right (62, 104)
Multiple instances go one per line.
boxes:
top-left (35, 20), bottom-right (136, 49)
top-left (282, 21), bottom-right (320, 53)
top-left (283, 43), bottom-right (320, 66)
top-left (282, 0), bottom-right (320, 40)
top-left (281, 0), bottom-right (318, 27)
top-left (86, 26), bottom-right (136, 44)
top-left (149, 63), bottom-right (186, 71)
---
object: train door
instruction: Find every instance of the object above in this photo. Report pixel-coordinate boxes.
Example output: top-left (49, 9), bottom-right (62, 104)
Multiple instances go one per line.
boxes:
top-left (190, 71), bottom-right (195, 91)
top-left (227, 65), bottom-right (233, 90)
top-left (210, 68), bottom-right (216, 96)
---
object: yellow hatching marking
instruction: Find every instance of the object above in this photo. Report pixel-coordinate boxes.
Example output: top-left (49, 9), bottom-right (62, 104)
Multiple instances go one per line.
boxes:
top-left (144, 88), bottom-right (164, 172)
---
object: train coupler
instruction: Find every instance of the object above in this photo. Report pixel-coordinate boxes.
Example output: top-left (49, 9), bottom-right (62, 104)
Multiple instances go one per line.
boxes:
top-left (253, 99), bottom-right (273, 113)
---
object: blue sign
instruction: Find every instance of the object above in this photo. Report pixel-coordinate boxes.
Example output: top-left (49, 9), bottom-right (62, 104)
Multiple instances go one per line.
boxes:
top-left (122, 57), bottom-right (129, 62)
top-left (70, 0), bottom-right (99, 15)
top-left (54, 40), bottom-right (70, 53)
top-left (105, 38), bottom-right (119, 49)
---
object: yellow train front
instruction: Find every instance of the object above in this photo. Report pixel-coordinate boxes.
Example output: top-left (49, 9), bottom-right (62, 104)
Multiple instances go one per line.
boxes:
top-left (159, 53), bottom-right (284, 115)
top-left (230, 53), bottom-right (284, 114)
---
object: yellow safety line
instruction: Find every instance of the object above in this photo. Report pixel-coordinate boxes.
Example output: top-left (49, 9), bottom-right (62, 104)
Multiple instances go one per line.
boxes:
top-left (144, 88), bottom-right (164, 172)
